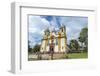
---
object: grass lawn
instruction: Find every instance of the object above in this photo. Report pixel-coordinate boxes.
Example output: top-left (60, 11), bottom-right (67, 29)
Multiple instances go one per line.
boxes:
top-left (66, 52), bottom-right (88, 59)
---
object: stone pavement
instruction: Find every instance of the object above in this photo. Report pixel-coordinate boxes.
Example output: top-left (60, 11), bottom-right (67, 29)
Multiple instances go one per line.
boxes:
top-left (28, 53), bottom-right (67, 60)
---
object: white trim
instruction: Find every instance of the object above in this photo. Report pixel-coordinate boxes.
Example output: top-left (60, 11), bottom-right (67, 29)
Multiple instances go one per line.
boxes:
top-left (11, 2), bottom-right (96, 74)
top-left (11, 2), bottom-right (21, 74)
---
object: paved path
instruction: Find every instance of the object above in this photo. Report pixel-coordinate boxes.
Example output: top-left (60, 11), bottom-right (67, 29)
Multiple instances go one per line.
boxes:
top-left (28, 53), bottom-right (66, 60)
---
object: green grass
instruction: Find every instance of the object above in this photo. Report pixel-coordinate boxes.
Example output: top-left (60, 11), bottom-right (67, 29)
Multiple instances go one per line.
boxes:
top-left (65, 52), bottom-right (88, 59)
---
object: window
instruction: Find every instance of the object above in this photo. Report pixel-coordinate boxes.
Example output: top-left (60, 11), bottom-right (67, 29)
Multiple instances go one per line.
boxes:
top-left (42, 48), bottom-right (43, 50)
top-left (62, 28), bottom-right (63, 32)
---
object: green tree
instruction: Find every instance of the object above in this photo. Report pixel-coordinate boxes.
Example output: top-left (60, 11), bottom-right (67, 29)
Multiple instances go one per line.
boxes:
top-left (32, 44), bottom-right (40, 53)
top-left (78, 27), bottom-right (88, 52)
top-left (69, 39), bottom-right (80, 52)
top-left (28, 41), bottom-right (32, 53)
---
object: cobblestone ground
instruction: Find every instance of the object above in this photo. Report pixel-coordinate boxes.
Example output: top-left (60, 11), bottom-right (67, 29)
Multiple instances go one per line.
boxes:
top-left (28, 53), bottom-right (67, 61)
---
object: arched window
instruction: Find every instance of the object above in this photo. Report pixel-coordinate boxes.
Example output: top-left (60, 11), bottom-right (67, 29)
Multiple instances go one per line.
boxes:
top-left (62, 28), bottom-right (63, 32)
top-left (42, 47), bottom-right (43, 50)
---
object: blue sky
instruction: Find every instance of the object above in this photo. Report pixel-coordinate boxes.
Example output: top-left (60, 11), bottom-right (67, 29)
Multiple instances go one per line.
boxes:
top-left (28, 15), bottom-right (88, 48)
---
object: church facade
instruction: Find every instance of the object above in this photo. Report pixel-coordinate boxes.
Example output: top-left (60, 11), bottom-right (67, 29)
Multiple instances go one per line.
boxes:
top-left (40, 25), bottom-right (68, 53)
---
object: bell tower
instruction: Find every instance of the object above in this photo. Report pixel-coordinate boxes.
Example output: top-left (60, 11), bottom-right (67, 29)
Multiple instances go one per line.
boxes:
top-left (60, 25), bottom-right (67, 52)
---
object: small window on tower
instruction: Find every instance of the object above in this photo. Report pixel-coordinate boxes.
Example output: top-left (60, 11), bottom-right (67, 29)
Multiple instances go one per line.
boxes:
top-left (62, 28), bottom-right (63, 32)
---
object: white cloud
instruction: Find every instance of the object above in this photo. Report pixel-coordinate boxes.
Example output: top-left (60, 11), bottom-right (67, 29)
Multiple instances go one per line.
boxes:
top-left (41, 18), bottom-right (50, 28)
top-left (28, 15), bottom-right (52, 47)
top-left (28, 15), bottom-right (88, 47)
top-left (29, 16), bottom-right (51, 35)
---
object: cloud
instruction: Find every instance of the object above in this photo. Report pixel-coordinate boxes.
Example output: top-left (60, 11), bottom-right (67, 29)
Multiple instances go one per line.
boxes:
top-left (29, 16), bottom-right (50, 32)
top-left (60, 16), bottom-right (88, 44)
top-left (28, 15), bottom-right (88, 47)
top-left (28, 16), bottom-right (51, 47)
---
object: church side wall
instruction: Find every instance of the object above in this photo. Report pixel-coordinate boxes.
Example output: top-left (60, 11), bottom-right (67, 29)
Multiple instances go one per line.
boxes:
top-left (54, 38), bottom-right (58, 52)
top-left (40, 40), bottom-right (46, 52)
top-left (61, 38), bottom-right (66, 52)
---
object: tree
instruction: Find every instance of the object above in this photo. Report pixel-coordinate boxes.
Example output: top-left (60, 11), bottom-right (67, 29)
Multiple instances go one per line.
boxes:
top-left (32, 44), bottom-right (40, 53)
top-left (78, 27), bottom-right (88, 52)
top-left (28, 41), bottom-right (32, 53)
top-left (69, 39), bottom-right (80, 52)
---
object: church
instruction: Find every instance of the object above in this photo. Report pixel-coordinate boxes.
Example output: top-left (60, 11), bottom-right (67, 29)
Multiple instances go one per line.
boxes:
top-left (40, 25), bottom-right (68, 53)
